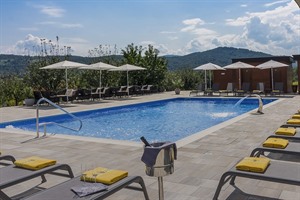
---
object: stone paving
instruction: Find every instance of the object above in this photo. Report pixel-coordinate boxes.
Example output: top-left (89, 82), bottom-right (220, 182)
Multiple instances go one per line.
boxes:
top-left (1, 91), bottom-right (300, 200)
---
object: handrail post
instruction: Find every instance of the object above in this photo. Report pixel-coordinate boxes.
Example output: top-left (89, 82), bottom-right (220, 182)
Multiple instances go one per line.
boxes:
top-left (36, 99), bottom-right (41, 138)
top-left (35, 97), bottom-right (82, 138)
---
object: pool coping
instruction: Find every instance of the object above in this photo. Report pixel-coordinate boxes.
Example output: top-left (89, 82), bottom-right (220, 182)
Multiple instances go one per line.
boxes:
top-left (0, 96), bottom-right (282, 148)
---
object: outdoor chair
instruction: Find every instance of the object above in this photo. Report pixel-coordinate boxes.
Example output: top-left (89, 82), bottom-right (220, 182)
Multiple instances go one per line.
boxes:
top-left (91, 87), bottom-right (103, 100)
top-left (0, 161), bottom-right (74, 199)
top-left (251, 82), bottom-right (265, 96)
top-left (250, 137), bottom-right (300, 158)
top-left (213, 157), bottom-right (300, 199)
top-left (33, 91), bottom-right (43, 104)
top-left (141, 85), bottom-right (153, 94)
top-left (77, 89), bottom-right (91, 101)
top-left (219, 82), bottom-right (234, 96)
top-left (235, 82), bottom-right (250, 96)
top-left (131, 85), bottom-right (143, 95)
top-left (189, 84), bottom-right (204, 96)
top-left (101, 87), bottom-right (114, 98)
top-left (41, 91), bottom-right (60, 104)
top-left (270, 82), bottom-right (284, 96)
top-left (22, 175), bottom-right (149, 200)
top-left (267, 124), bottom-right (300, 141)
top-left (62, 89), bottom-right (78, 102)
top-left (204, 83), bottom-right (219, 96)
top-left (116, 86), bottom-right (128, 97)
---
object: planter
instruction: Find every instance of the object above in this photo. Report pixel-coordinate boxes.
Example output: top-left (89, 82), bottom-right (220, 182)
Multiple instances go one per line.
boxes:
top-left (292, 85), bottom-right (298, 93)
top-left (24, 98), bottom-right (35, 106)
top-left (175, 88), bottom-right (180, 95)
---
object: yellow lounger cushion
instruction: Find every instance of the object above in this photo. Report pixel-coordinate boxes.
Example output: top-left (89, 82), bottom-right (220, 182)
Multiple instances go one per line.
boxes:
top-left (252, 90), bottom-right (261, 93)
top-left (81, 167), bottom-right (128, 185)
top-left (275, 127), bottom-right (296, 136)
top-left (14, 156), bottom-right (56, 170)
top-left (263, 138), bottom-right (289, 149)
top-left (292, 114), bottom-right (300, 119)
top-left (287, 119), bottom-right (300, 125)
top-left (272, 90), bottom-right (280, 93)
top-left (236, 157), bottom-right (270, 173)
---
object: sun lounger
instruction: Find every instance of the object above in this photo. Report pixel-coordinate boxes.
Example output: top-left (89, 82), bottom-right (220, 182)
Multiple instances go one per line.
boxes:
top-left (213, 158), bottom-right (300, 199)
top-left (268, 124), bottom-right (300, 141)
top-left (22, 175), bottom-right (149, 200)
top-left (219, 82), bottom-right (234, 96)
top-left (0, 163), bottom-right (74, 199)
top-left (250, 138), bottom-right (300, 157)
top-left (235, 82), bottom-right (250, 96)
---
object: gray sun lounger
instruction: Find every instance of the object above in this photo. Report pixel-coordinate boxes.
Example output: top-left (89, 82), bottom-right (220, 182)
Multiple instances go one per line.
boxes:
top-left (250, 139), bottom-right (300, 157)
top-left (266, 124), bottom-right (300, 141)
top-left (213, 159), bottom-right (300, 200)
top-left (0, 163), bottom-right (74, 200)
top-left (23, 175), bottom-right (150, 200)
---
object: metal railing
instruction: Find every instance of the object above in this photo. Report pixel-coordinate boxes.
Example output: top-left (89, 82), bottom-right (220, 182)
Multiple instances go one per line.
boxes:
top-left (36, 97), bottom-right (82, 138)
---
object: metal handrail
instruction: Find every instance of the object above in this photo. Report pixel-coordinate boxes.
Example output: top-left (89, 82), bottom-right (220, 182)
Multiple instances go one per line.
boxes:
top-left (36, 97), bottom-right (82, 137)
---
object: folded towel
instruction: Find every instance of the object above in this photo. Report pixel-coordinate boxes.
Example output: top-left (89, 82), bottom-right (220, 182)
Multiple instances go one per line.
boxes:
top-left (292, 114), bottom-right (300, 119)
top-left (263, 138), bottom-right (289, 149)
top-left (71, 182), bottom-right (108, 197)
top-left (252, 90), bottom-right (261, 93)
top-left (275, 127), bottom-right (296, 136)
top-left (272, 90), bottom-right (280, 93)
top-left (236, 157), bottom-right (270, 173)
top-left (14, 156), bottom-right (56, 170)
top-left (81, 167), bottom-right (128, 185)
top-left (287, 119), bottom-right (300, 125)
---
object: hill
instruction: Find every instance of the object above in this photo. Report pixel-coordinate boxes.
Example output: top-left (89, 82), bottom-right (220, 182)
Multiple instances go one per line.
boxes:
top-left (0, 47), bottom-right (272, 76)
top-left (166, 47), bottom-right (272, 70)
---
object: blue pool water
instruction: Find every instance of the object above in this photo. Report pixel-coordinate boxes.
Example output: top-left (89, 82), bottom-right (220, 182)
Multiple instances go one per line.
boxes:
top-left (0, 98), bottom-right (276, 142)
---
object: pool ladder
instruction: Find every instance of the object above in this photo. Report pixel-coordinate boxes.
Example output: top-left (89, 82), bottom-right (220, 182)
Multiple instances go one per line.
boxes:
top-left (36, 97), bottom-right (82, 138)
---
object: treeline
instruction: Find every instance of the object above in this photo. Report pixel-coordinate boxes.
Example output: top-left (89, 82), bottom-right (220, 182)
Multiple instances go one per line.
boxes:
top-left (0, 47), bottom-right (272, 76)
top-left (0, 43), bottom-right (203, 107)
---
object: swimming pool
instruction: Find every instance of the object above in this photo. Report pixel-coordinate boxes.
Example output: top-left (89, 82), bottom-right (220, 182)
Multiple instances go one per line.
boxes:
top-left (0, 98), bottom-right (277, 142)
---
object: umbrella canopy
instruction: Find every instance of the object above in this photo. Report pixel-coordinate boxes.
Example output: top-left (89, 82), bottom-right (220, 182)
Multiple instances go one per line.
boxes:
top-left (193, 63), bottom-right (225, 90)
top-left (79, 62), bottom-right (117, 99)
top-left (110, 64), bottom-right (146, 95)
top-left (295, 0), bottom-right (300, 7)
top-left (40, 60), bottom-right (88, 102)
top-left (223, 61), bottom-right (255, 89)
top-left (256, 60), bottom-right (289, 90)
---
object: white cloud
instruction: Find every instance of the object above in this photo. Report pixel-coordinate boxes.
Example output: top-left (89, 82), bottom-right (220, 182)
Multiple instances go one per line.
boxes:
top-left (241, 4), bottom-right (248, 7)
top-left (19, 27), bottom-right (39, 31)
top-left (182, 18), bottom-right (205, 26)
top-left (37, 5), bottom-right (65, 17)
top-left (264, 0), bottom-right (290, 7)
top-left (160, 31), bottom-right (176, 34)
top-left (181, 18), bottom-right (206, 32)
top-left (60, 23), bottom-right (83, 28)
top-left (218, 0), bottom-right (300, 55)
top-left (38, 21), bottom-right (83, 29)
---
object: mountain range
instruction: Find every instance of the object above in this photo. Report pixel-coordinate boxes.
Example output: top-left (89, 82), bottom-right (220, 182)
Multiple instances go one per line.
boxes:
top-left (0, 47), bottom-right (272, 76)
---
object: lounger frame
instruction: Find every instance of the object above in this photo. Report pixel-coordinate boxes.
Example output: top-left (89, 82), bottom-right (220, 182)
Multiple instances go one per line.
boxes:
top-left (213, 159), bottom-right (300, 199)
top-left (23, 175), bottom-right (150, 200)
top-left (0, 163), bottom-right (74, 200)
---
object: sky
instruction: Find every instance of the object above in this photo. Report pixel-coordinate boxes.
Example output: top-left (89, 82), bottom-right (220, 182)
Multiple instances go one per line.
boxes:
top-left (0, 0), bottom-right (300, 57)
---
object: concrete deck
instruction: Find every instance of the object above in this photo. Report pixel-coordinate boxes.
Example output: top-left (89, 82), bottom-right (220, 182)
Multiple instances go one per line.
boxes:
top-left (1, 91), bottom-right (300, 200)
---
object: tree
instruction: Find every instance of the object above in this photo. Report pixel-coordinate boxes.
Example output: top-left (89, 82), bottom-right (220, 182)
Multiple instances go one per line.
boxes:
top-left (24, 57), bottom-right (64, 91)
top-left (121, 44), bottom-right (168, 87)
top-left (142, 45), bottom-right (167, 87)
top-left (2, 76), bottom-right (27, 106)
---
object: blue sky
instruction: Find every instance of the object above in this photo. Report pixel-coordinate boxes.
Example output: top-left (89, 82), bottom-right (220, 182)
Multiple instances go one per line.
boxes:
top-left (1, 0), bottom-right (299, 56)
